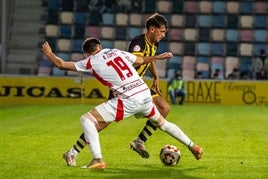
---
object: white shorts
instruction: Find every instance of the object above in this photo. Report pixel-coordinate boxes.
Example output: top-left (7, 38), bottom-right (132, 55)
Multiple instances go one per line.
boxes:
top-left (95, 95), bottom-right (160, 123)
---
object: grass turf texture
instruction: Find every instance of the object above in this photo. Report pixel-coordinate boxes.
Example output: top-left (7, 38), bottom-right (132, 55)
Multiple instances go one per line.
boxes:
top-left (0, 105), bottom-right (267, 179)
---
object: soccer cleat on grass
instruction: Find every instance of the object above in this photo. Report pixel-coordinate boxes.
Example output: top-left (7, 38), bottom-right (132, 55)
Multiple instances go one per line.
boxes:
top-left (189, 144), bottom-right (203, 160)
top-left (130, 138), bottom-right (149, 158)
top-left (63, 152), bottom-right (77, 166)
top-left (81, 158), bottom-right (106, 169)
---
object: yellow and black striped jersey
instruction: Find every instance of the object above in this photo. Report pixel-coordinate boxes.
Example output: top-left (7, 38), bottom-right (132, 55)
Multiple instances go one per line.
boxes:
top-left (128, 34), bottom-right (158, 78)
top-left (108, 34), bottom-right (159, 100)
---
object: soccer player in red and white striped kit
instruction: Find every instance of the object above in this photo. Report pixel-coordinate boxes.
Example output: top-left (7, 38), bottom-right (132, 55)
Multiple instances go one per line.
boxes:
top-left (42, 36), bottom-right (203, 169)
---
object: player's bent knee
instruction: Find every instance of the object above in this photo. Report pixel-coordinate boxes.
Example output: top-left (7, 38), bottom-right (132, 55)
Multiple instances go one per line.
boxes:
top-left (149, 116), bottom-right (166, 129)
top-left (164, 106), bottom-right (170, 115)
top-left (80, 115), bottom-right (89, 126)
top-left (80, 113), bottom-right (98, 126)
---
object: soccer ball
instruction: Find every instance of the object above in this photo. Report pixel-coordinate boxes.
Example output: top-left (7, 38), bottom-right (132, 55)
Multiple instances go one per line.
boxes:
top-left (159, 144), bottom-right (181, 166)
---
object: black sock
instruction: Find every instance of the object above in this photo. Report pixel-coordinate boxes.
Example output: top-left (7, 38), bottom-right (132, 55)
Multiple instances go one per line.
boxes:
top-left (73, 133), bottom-right (87, 153)
top-left (138, 120), bottom-right (157, 142)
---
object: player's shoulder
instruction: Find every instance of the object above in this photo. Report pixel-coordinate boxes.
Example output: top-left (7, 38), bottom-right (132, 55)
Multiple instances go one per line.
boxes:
top-left (129, 34), bottom-right (146, 52)
top-left (131, 34), bottom-right (145, 43)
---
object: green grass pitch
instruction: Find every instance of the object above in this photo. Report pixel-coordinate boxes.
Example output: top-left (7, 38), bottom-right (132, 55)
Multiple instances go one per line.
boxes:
top-left (0, 104), bottom-right (267, 178)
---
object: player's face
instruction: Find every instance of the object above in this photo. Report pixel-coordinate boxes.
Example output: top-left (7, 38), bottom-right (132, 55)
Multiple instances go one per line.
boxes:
top-left (83, 45), bottom-right (102, 58)
top-left (152, 25), bottom-right (167, 43)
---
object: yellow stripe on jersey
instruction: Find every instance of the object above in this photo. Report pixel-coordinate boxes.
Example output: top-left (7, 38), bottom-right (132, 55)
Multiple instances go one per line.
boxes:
top-left (132, 52), bottom-right (144, 56)
top-left (129, 34), bottom-right (158, 78)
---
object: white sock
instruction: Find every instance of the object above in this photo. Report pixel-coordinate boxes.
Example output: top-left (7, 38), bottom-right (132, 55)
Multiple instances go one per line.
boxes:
top-left (80, 115), bottom-right (102, 159)
top-left (69, 147), bottom-right (78, 155)
top-left (159, 119), bottom-right (194, 148)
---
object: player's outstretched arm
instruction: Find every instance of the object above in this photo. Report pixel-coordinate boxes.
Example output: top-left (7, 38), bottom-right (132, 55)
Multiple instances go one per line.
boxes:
top-left (41, 42), bottom-right (77, 71)
top-left (134, 52), bottom-right (173, 66)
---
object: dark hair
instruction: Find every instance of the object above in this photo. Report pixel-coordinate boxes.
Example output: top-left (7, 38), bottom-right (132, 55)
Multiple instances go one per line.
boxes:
top-left (82, 37), bottom-right (101, 53)
top-left (260, 48), bottom-right (266, 55)
top-left (145, 13), bottom-right (168, 30)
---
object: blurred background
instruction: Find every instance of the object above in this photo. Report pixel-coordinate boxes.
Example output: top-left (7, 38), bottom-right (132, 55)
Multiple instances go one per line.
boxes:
top-left (0, 0), bottom-right (267, 80)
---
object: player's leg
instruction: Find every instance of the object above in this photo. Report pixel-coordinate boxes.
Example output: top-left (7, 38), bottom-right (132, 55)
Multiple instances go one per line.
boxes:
top-left (81, 98), bottom-right (122, 169)
top-left (153, 93), bottom-right (170, 118)
top-left (130, 92), bottom-right (170, 158)
top-left (63, 133), bottom-right (86, 166)
top-left (80, 109), bottom-right (107, 169)
top-left (64, 90), bottom-right (114, 166)
top-left (138, 95), bottom-right (170, 142)
top-left (63, 123), bottom-right (110, 166)
top-left (148, 108), bottom-right (203, 160)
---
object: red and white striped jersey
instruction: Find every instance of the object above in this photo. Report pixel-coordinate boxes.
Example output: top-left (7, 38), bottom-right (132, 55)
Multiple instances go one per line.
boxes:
top-left (74, 48), bottom-right (150, 99)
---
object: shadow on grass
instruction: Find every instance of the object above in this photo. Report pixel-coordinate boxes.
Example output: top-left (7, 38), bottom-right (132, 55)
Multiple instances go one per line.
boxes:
top-left (71, 165), bottom-right (206, 179)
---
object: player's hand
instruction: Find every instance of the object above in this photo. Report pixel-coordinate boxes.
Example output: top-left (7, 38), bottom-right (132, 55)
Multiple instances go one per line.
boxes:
top-left (41, 41), bottom-right (52, 55)
top-left (156, 52), bottom-right (173, 60)
top-left (151, 79), bottom-right (162, 95)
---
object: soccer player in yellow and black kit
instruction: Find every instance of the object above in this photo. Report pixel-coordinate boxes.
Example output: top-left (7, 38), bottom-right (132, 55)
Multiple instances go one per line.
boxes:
top-left (127, 22), bottom-right (171, 158)
top-left (63, 13), bottom-right (203, 166)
